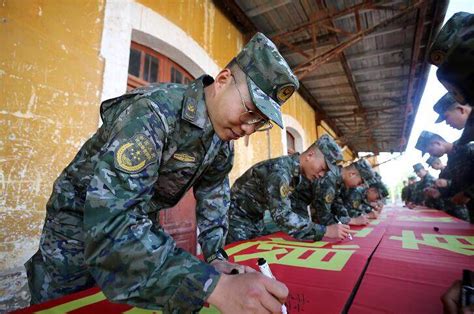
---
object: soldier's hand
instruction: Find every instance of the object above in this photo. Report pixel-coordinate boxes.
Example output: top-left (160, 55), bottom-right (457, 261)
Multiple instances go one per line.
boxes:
top-left (451, 192), bottom-right (470, 205)
top-left (406, 202), bottom-right (416, 209)
top-left (441, 280), bottom-right (461, 314)
top-left (210, 260), bottom-right (256, 274)
top-left (350, 215), bottom-right (369, 225)
top-left (436, 179), bottom-right (448, 188)
top-left (367, 210), bottom-right (379, 219)
top-left (324, 223), bottom-right (353, 240)
top-left (207, 272), bottom-right (288, 314)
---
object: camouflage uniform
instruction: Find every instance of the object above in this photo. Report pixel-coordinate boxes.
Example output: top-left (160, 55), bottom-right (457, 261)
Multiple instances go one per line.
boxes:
top-left (25, 32), bottom-right (299, 311)
top-left (411, 163), bottom-right (436, 205)
top-left (25, 77), bottom-right (230, 311)
top-left (429, 11), bottom-right (474, 222)
top-left (227, 134), bottom-right (342, 243)
top-left (428, 12), bottom-right (474, 105)
top-left (314, 159), bottom-right (376, 225)
top-left (415, 131), bottom-right (470, 220)
top-left (404, 176), bottom-right (418, 204)
top-left (343, 186), bottom-right (373, 218)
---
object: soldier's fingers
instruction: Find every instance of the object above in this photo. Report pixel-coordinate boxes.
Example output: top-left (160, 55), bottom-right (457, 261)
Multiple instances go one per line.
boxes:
top-left (258, 290), bottom-right (285, 314)
top-left (261, 276), bottom-right (288, 302)
top-left (347, 229), bottom-right (358, 234)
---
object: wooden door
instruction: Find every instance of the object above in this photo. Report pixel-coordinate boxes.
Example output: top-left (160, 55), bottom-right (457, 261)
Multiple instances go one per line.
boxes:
top-left (159, 190), bottom-right (197, 255)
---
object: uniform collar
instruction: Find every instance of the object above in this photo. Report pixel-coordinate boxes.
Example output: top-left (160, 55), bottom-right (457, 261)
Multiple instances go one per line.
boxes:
top-left (181, 75), bottom-right (214, 129)
top-left (290, 153), bottom-right (302, 178)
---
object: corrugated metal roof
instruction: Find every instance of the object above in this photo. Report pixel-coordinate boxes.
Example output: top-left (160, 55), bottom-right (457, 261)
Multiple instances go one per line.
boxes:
top-left (217, 0), bottom-right (448, 154)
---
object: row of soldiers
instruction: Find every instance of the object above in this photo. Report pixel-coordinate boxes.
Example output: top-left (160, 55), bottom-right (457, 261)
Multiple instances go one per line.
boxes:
top-left (226, 134), bottom-right (389, 245)
top-left (23, 10), bottom-right (472, 314)
top-left (401, 12), bottom-right (474, 227)
top-left (24, 30), bottom-right (387, 313)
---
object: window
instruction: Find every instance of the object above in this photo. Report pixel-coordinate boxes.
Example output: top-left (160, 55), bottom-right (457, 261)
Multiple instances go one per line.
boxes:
top-left (286, 131), bottom-right (296, 155)
top-left (127, 42), bottom-right (193, 90)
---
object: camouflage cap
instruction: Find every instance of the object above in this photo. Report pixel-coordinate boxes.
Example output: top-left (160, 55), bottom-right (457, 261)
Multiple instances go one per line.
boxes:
top-left (426, 155), bottom-right (441, 167)
top-left (408, 174), bottom-right (417, 180)
top-left (428, 12), bottom-right (474, 66)
top-left (413, 163), bottom-right (425, 173)
top-left (235, 32), bottom-right (300, 128)
top-left (369, 180), bottom-right (389, 198)
top-left (367, 172), bottom-right (389, 198)
top-left (315, 134), bottom-right (343, 175)
top-left (353, 159), bottom-right (376, 183)
top-left (415, 130), bottom-right (438, 156)
top-left (433, 93), bottom-right (457, 123)
top-left (428, 12), bottom-right (474, 105)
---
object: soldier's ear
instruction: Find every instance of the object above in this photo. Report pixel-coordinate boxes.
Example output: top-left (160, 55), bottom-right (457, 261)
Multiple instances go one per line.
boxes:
top-left (215, 69), bottom-right (232, 88)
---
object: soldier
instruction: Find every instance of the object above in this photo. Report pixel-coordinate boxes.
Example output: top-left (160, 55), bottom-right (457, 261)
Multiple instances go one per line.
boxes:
top-left (428, 12), bottom-right (474, 211)
top-left (433, 92), bottom-right (473, 145)
top-left (344, 186), bottom-right (374, 218)
top-left (411, 163), bottom-right (436, 206)
top-left (403, 175), bottom-right (418, 207)
top-left (415, 131), bottom-right (470, 221)
top-left (226, 134), bottom-right (353, 244)
top-left (25, 33), bottom-right (297, 313)
top-left (344, 172), bottom-right (388, 219)
top-left (426, 11), bottom-right (474, 307)
top-left (401, 180), bottom-right (408, 202)
top-left (313, 159), bottom-right (375, 226)
top-left (426, 156), bottom-right (445, 171)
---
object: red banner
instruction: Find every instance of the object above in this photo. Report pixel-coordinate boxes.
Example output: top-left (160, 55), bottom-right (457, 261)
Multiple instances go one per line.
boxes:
top-left (14, 206), bottom-right (473, 314)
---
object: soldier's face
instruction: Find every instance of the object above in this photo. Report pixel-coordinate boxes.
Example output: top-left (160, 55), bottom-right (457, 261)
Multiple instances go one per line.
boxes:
top-left (367, 187), bottom-right (380, 202)
top-left (444, 106), bottom-right (468, 130)
top-left (302, 150), bottom-right (327, 180)
top-left (343, 168), bottom-right (362, 188)
top-left (207, 70), bottom-right (260, 141)
top-left (415, 169), bottom-right (426, 178)
top-left (431, 160), bottom-right (443, 170)
top-left (427, 141), bottom-right (446, 157)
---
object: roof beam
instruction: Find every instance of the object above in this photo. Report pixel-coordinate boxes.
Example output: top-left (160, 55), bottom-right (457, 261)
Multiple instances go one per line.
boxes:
top-left (400, 0), bottom-right (428, 150)
top-left (246, 0), bottom-right (291, 17)
top-left (351, 62), bottom-right (409, 75)
top-left (294, 1), bottom-right (425, 79)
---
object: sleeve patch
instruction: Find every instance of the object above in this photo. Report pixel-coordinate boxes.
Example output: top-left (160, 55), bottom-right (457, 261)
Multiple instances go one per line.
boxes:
top-left (280, 184), bottom-right (294, 198)
top-left (115, 133), bottom-right (157, 173)
top-left (325, 192), bottom-right (335, 204)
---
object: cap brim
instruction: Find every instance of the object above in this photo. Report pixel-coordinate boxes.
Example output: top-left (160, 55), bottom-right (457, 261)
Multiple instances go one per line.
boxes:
top-left (246, 77), bottom-right (283, 128)
top-left (435, 114), bottom-right (444, 123)
top-left (326, 159), bottom-right (338, 175)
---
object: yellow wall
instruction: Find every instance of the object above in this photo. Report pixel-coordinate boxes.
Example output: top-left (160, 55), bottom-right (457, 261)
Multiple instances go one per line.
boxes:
top-left (136, 0), bottom-right (244, 69)
top-left (0, 0), bottom-right (105, 269)
top-left (0, 0), bottom-right (353, 273)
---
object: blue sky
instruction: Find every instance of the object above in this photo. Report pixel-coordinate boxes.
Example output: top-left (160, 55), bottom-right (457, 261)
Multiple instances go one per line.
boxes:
top-left (377, 0), bottom-right (474, 194)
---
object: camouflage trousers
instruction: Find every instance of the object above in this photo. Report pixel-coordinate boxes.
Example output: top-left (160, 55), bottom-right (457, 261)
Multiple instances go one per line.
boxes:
top-left (25, 212), bottom-right (95, 304)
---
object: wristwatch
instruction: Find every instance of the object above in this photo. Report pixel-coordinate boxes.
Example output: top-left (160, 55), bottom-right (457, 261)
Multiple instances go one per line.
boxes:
top-left (205, 248), bottom-right (229, 264)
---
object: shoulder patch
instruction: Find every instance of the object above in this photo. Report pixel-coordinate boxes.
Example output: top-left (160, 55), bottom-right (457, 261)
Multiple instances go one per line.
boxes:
top-left (183, 98), bottom-right (197, 121)
top-left (115, 133), bottom-right (157, 173)
top-left (280, 184), bottom-right (294, 198)
top-left (325, 192), bottom-right (335, 204)
top-left (352, 200), bottom-right (361, 209)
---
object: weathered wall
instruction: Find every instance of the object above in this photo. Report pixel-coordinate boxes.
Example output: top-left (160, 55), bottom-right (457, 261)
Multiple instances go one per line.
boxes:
top-left (0, 0), bottom-right (105, 270)
top-left (0, 0), bottom-right (353, 276)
